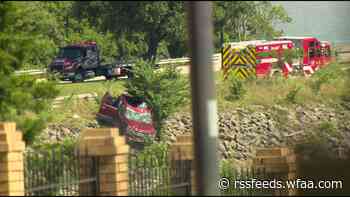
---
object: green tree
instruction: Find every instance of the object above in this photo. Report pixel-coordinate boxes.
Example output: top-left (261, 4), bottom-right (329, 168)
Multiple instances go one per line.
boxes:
top-left (4, 1), bottom-right (68, 69)
top-left (213, 1), bottom-right (292, 51)
top-left (0, 2), bottom-right (59, 144)
top-left (114, 1), bottom-right (186, 61)
top-left (4, 1), bottom-right (118, 69)
top-left (125, 61), bottom-right (189, 139)
top-left (73, 1), bottom-right (186, 61)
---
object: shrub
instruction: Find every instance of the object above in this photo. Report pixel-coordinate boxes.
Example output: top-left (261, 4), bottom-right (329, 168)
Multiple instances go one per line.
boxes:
top-left (318, 121), bottom-right (339, 138)
top-left (285, 86), bottom-right (302, 104)
top-left (341, 69), bottom-right (350, 104)
top-left (131, 142), bottom-right (169, 168)
top-left (305, 121), bottom-right (339, 147)
top-left (0, 75), bottom-right (59, 145)
top-left (225, 75), bottom-right (247, 101)
top-left (125, 60), bottom-right (189, 140)
top-left (309, 63), bottom-right (340, 95)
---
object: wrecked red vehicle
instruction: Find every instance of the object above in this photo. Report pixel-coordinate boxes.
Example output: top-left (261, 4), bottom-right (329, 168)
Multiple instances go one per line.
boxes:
top-left (96, 92), bottom-right (156, 143)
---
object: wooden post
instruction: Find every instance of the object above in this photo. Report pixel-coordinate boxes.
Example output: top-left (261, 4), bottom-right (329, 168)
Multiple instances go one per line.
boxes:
top-left (0, 122), bottom-right (26, 196)
top-left (78, 128), bottom-right (129, 196)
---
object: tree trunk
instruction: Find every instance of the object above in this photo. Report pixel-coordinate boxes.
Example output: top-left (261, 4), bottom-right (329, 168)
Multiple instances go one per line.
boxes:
top-left (146, 32), bottom-right (160, 62)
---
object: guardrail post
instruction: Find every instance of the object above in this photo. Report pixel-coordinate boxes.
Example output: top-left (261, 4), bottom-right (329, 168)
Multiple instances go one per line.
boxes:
top-left (78, 128), bottom-right (129, 196)
top-left (0, 122), bottom-right (26, 196)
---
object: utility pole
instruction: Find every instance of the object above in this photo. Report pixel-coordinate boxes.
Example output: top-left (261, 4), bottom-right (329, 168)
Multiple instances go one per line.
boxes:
top-left (186, 2), bottom-right (220, 195)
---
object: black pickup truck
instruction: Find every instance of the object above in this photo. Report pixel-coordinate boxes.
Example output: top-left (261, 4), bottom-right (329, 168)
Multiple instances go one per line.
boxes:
top-left (48, 41), bottom-right (133, 82)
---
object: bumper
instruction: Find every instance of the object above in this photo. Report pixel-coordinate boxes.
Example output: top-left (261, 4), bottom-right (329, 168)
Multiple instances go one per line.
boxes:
top-left (125, 128), bottom-right (156, 143)
top-left (61, 72), bottom-right (75, 79)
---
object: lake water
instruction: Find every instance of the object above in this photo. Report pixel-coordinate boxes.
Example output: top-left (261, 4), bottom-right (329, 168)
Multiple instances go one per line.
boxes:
top-left (273, 1), bottom-right (350, 45)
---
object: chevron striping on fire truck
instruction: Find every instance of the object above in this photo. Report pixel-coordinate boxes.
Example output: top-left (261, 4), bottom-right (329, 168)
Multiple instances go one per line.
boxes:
top-left (222, 42), bottom-right (257, 79)
top-left (230, 66), bottom-right (256, 80)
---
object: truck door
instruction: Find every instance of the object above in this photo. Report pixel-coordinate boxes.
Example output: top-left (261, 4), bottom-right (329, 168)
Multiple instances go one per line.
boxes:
top-left (288, 39), bottom-right (303, 66)
top-left (315, 41), bottom-right (321, 68)
top-left (82, 46), bottom-right (98, 69)
top-left (307, 41), bottom-right (316, 67)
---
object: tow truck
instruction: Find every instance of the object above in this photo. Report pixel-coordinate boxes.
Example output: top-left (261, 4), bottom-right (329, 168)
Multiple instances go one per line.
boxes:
top-left (48, 41), bottom-right (133, 82)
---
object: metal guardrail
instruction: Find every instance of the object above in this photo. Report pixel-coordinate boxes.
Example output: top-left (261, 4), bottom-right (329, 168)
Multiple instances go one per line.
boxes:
top-left (14, 69), bottom-right (47, 76)
top-left (15, 54), bottom-right (222, 77)
top-left (157, 53), bottom-right (221, 65)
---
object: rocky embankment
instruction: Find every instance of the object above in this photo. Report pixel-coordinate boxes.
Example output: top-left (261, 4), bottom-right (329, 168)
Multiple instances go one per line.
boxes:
top-left (163, 104), bottom-right (350, 161)
top-left (37, 117), bottom-right (99, 143)
top-left (39, 104), bottom-right (350, 161)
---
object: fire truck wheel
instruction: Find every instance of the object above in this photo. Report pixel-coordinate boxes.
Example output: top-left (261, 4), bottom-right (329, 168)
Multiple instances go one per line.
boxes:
top-left (270, 70), bottom-right (282, 78)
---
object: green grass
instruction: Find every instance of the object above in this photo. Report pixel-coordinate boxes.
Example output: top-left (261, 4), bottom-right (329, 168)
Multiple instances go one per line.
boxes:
top-left (57, 79), bottom-right (126, 97)
top-left (47, 79), bottom-right (126, 125)
top-left (49, 62), bottom-right (349, 128)
top-left (216, 62), bottom-right (349, 111)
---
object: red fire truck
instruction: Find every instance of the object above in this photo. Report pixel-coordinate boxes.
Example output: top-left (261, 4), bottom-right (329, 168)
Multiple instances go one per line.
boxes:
top-left (275, 36), bottom-right (332, 76)
top-left (222, 40), bottom-right (295, 79)
top-left (222, 36), bottom-right (333, 79)
top-left (255, 40), bottom-right (294, 77)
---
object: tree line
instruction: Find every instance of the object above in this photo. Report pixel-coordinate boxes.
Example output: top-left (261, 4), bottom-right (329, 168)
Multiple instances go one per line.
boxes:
top-left (0, 1), bottom-right (291, 144)
top-left (1, 1), bottom-right (291, 69)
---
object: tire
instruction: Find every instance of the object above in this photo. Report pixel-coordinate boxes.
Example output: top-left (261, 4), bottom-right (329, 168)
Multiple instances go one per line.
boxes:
top-left (127, 71), bottom-right (133, 79)
top-left (72, 69), bottom-right (84, 83)
top-left (105, 75), bottom-right (114, 80)
top-left (273, 71), bottom-right (282, 77)
top-left (104, 67), bottom-right (115, 80)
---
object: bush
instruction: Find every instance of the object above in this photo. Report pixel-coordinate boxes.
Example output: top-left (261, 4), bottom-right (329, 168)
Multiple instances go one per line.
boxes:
top-left (309, 63), bottom-right (340, 95)
top-left (342, 69), bottom-right (350, 104)
top-left (225, 75), bottom-right (246, 101)
top-left (305, 121), bottom-right (339, 147)
top-left (0, 75), bottom-right (59, 145)
top-left (131, 142), bottom-right (169, 168)
top-left (125, 60), bottom-right (189, 140)
top-left (285, 86), bottom-right (302, 104)
top-left (318, 121), bottom-right (339, 138)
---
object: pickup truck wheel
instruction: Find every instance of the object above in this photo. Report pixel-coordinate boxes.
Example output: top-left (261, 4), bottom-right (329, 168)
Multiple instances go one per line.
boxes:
top-left (72, 71), bottom-right (84, 83)
top-left (105, 75), bottom-right (114, 80)
top-left (127, 72), bottom-right (133, 79)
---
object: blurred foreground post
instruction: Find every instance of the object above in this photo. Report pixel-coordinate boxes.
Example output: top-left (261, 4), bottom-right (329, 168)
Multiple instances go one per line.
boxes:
top-left (186, 2), bottom-right (220, 195)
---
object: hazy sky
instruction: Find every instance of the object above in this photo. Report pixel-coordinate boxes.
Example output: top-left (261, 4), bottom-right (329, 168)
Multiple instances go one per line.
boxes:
top-left (272, 1), bottom-right (350, 44)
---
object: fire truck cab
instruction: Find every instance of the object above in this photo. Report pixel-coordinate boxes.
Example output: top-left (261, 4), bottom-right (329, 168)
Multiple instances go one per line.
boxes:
top-left (275, 36), bottom-right (329, 76)
top-left (320, 41), bottom-right (332, 66)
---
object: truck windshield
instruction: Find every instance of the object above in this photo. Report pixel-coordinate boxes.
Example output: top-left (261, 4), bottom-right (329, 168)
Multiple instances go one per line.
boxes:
top-left (58, 47), bottom-right (82, 59)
